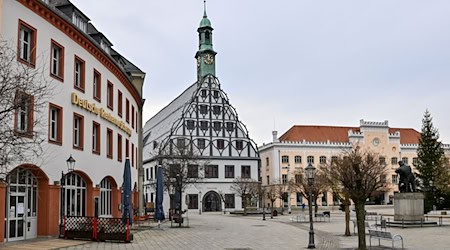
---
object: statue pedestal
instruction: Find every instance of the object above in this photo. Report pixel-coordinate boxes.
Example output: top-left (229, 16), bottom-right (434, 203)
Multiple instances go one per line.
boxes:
top-left (394, 192), bottom-right (424, 221)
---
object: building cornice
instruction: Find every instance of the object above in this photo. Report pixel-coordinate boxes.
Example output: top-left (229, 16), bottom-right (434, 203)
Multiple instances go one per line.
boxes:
top-left (17, 0), bottom-right (143, 106)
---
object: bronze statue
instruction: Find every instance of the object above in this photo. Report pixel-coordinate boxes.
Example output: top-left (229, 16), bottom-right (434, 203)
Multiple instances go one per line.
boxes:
top-left (395, 161), bottom-right (416, 192)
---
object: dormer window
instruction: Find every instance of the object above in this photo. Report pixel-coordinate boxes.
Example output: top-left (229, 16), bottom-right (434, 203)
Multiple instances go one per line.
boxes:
top-left (100, 40), bottom-right (110, 54)
top-left (72, 13), bottom-right (87, 32)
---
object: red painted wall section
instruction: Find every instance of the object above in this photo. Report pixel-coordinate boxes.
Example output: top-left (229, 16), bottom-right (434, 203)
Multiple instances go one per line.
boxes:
top-left (0, 182), bottom-right (6, 243)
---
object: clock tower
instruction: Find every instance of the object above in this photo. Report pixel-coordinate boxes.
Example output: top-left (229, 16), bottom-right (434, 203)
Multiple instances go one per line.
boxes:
top-left (195, 1), bottom-right (216, 82)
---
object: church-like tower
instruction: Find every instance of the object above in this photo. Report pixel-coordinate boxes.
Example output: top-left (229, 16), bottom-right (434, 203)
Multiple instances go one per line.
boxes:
top-left (195, 3), bottom-right (217, 81)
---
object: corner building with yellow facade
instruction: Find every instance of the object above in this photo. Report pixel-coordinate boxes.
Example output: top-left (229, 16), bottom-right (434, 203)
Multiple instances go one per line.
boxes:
top-left (259, 120), bottom-right (450, 209)
top-left (0, 0), bottom-right (145, 242)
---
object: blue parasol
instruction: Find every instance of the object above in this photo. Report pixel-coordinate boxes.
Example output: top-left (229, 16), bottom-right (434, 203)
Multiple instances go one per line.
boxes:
top-left (122, 158), bottom-right (133, 225)
top-left (155, 165), bottom-right (165, 221)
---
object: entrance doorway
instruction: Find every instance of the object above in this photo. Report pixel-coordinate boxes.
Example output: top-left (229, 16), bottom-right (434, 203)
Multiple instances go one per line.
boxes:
top-left (203, 191), bottom-right (221, 212)
top-left (6, 169), bottom-right (37, 242)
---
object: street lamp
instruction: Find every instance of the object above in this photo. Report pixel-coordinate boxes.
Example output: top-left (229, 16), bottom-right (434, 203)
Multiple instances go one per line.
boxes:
top-left (60, 154), bottom-right (76, 238)
top-left (305, 162), bottom-right (316, 249)
top-left (282, 164), bottom-right (291, 214)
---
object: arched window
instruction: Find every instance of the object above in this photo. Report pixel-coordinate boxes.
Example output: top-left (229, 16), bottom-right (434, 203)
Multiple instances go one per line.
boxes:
top-left (100, 178), bottom-right (112, 217)
top-left (64, 172), bottom-right (86, 216)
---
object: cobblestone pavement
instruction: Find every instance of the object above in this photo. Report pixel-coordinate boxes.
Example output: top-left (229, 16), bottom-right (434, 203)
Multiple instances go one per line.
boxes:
top-left (60, 212), bottom-right (310, 250)
top-left (5, 207), bottom-right (450, 250)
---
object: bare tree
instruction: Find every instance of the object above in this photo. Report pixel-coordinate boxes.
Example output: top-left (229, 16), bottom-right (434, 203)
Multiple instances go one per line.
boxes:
top-left (156, 141), bottom-right (208, 227)
top-left (0, 40), bottom-right (53, 177)
top-left (230, 177), bottom-right (258, 215)
top-left (290, 168), bottom-right (329, 214)
top-left (265, 184), bottom-right (279, 219)
top-left (324, 147), bottom-right (388, 250)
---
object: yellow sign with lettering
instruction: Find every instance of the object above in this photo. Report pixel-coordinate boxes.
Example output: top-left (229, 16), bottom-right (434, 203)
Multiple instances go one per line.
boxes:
top-left (71, 93), bottom-right (132, 136)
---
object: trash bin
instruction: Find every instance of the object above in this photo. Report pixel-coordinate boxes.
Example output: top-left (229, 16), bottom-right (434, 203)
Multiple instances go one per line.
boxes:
top-left (323, 211), bottom-right (331, 217)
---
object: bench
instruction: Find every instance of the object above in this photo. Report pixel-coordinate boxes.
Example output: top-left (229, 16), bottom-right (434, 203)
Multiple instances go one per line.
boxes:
top-left (369, 229), bottom-right (404, 249)
top-left (315, 212), bottom-right (331, 222)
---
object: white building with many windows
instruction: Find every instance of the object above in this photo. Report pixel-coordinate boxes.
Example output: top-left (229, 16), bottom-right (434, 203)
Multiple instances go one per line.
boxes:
top-left (143, 8), bottom-right (259, 214)
top-left (0, 0), bottom-right (145, 242)
top-left (260, 119), bottom-right (450, 209)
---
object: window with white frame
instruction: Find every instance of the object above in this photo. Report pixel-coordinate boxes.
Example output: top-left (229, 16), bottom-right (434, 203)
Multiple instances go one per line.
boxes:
top-left (18, 21), bottom-right (36, 64)
top-left (49, 103), bottom-right (62, 143)
top-left (50, 40), bottom-right (64, 79)
top-left (64, 173), bottom-right (86, 216)
top-left (73, 114), bottom-right (84, 149)
top-left (100, 178), bottom-right (112, 217)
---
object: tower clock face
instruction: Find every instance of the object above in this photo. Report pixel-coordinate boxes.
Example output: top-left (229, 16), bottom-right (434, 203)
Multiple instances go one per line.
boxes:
top-left (204, 54), bottom-right (214, 65)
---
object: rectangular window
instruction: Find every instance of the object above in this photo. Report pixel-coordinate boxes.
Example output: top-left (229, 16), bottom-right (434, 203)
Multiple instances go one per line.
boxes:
top-left (217, 139), bottom-right (224, 149)
top-left (14, 91), bottom-right (34, 136)
top-left (226, 122), bottom-right (234, 131)
top-left (93, 69), bottom-right (101, 102)
top-left (199, 105), bottom-right (207, 114)
top-left (107, 81), bottom-right (113, 110)
top-left (18, 20), bottom-right (37, 66)
top-left (225, 165), bottom-right (235, 178)
top-left (236, 140), bottom-right (244, 150)
top-left (145, 168), bottom-right (149, 180)
top-left (307, 156), bottom-right (314, 164)
top-left (294, 155), bottom-right (301, 164)
top-left (319, 156), bottom-right (327, 164)
top-left (266, 175), bottom-right (270, 185)
top-left (281, 155), bottom-right (289, 163)
top-left (107, 128), bottom-right (113, 159)
top-left (117, 134), bottom-right (122, 162)
top-left (295, 174), bottom-right (302, 184)
top-left (200, 121), bottom-right (208, 130)
top-left (213, 122), bottom-right (221, 131)
top-left (126, 98), bottom-right (130, 123)
top-left (74, 56), bottom-right (85, 91)
top-left (135, 111), bottom-right (138, 133)
top-left (392, 175), bottom-right (398, 184)
top-left (118, 90), bottom-right (123, 117)
top-left (212, 106), bottom-right (221, 115)
top-left (125, 139), bottom-right (129, 158)
top-left (282, 174), bottom-right (287, 184)
top-left (73, 113), bottom-right (84, 150)
top-left (402, 157), bottom-right (408, 164)
top-left (92, 121), bottom-right (100, 154)
top-left (266, 157), bottom-right (269, 166)
top-left (198, 139), bottom-right (205, 149)
top-left (188, 194), bottom-right (198, 209)
top-left (225, 194), bottom-right (235, 209)
top-left (331, 156), bottom-right (338, 163)
top-left (131, 106), bottom-right (135, 129)
top-left (187, 165), bottom-right (199, 178)
top-left (379, 157), bottom-right (386, 165)
top-left (150, 167), bottom-right (154, 179)
top-left (413, 157), bottom-right (418, 166)
top-left (48, 103), bottom-right (62, 144)
top-left (186, 120), bottom-right (195, 130)
top-left (241, 165), bottom-right (251, 178)
top-left (391, 157), bottom-right (398, 165)
top-left (131, 143), bottom-right (135, 167)
top-left (205, 165), bottom-right (219, 178)
top-left (50, 40), bottom-right (64, 80)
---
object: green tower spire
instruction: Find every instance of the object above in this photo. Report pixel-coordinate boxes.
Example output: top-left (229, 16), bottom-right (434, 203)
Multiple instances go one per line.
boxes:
top-left (195, 0), bottom-right (217, 82)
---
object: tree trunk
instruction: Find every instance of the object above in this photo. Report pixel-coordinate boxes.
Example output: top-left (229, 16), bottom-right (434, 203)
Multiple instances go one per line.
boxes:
top-left (344, 196), bottom-right (351, 236)
top-left (314, 197), bottom-right (319, 215)
top-left (355, 201), bottom-right (367, 250)
top-left (243, 195), bottom-right (247, 216)
top-left (270, 201), bottom-right (274, 219)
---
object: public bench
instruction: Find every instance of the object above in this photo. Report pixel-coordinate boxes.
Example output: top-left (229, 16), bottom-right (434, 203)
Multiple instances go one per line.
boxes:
top-left (368, 229), bottom-right (404, 249)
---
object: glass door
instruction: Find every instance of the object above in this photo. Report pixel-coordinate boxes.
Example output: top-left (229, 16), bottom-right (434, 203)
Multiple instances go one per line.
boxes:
top-left (8, 193), bottom-right (26, 241)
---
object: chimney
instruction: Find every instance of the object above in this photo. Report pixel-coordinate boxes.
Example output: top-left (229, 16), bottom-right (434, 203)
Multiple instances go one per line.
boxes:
top-left (272, 131), bottom-right (279, 143)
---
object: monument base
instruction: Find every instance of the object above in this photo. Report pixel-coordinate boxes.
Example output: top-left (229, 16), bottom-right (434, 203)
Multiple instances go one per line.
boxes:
top-left (394, 192), bottom-right (424, 221)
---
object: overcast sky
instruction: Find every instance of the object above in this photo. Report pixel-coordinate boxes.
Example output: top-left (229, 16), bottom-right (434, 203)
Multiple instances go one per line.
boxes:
top-left (72, 0), bottom-right (450, 145)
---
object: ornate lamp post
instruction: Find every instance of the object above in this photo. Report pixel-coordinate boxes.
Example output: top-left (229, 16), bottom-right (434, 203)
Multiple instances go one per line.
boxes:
top-left (305, 163), bottom-right (316, 249)
top-left (60, 154), bottom-right (76, 237)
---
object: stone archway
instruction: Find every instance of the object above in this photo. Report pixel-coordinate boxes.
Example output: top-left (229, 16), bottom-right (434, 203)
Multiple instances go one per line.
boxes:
top-left (202, 191), bottom-right (222, 212)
